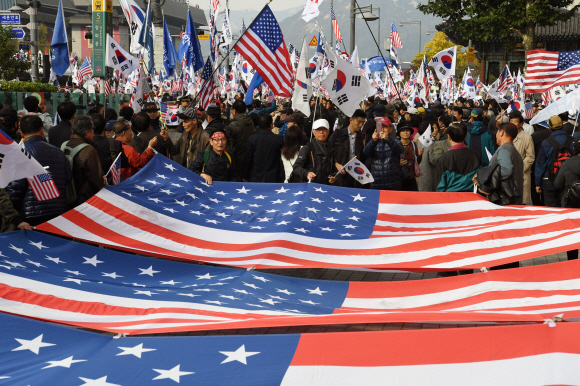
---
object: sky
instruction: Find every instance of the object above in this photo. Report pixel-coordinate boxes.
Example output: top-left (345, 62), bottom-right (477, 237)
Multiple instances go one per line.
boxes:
top-left (225, 0), bottom-right (305, 11)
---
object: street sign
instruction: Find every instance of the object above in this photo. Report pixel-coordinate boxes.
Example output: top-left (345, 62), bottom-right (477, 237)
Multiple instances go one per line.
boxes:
top-left (0, 14), bottom-right (20, 24)
top-left (198, 34), bottom-right (209, 40)
top-left (467, 46), bottom-right (475, 64)
top-left (309, 36), bottom-right (318, 46)
top-left (12, 29), bottom-right (25, 39)
top-left (92, 0), bottom-right (113, 77)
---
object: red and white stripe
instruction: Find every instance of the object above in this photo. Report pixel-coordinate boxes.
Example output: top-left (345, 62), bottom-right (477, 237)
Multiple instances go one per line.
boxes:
top-left (37, 189), bottom-right (580, 270)
top-left (199, 76), bottom-right (216, 110)
top-left (281, 322), bottom-right (580, 386)
top-left (26, 174), bottom-right (60, 201)
top-left (5, 254), bottom-right (580, 334)
top-left (236, 29), bottom-right (293, 97)
top-left (525, 49), bottom-right (580, 93)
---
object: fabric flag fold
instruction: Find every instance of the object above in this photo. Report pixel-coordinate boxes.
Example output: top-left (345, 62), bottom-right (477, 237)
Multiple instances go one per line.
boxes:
top-left (137, 0), bottom-right (155, 73)
top-left (429, 46), bottom-right (456, 81)
top-left (321, 54), bottom-right (371, 116)
top-left (119, 0), bottom-right (150, 54)
top-left (301, 0), bottom-right (324, 22)
top-left (177, 11), bottom-right (205, 73)
top-left (105, 34), bottom-right (139, 77)
top-left (525, 49), bottom-right (580, 93)
top-left (342, 157), bottom-right (374, 184)
top-left (50, 0), bottom-right (69, 77)
top-left (161, 16), bottom-right (179, 79)
top-left (291, 39), bottom-right (312, 117)
top-left (0, 129), bottom-right (48, 188)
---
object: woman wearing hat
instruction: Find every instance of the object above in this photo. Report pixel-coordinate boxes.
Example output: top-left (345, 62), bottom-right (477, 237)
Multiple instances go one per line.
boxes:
top-left (398, 124), bottom-right (424, 191)
top-left (363, 117), bottom-right (404, 191)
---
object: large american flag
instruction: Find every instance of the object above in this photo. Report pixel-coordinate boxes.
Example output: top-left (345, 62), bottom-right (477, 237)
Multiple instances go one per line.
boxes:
top-left (198, 56), bottom-right (217, 109)
top-left (496, 64), bottom-right (514, 92)
top-left (36, 155), bottom-right (580, 271)
top-left (4, 231), bottom-right (580, 335)
top-left (525, 49), bottom-right (580, 93)
top-left (331, 5), bottom-right (342, 43)
top-left (235, 5), bottom-right (293, 97)
top-left (390, 22), bottom-right (403, 49)
top-left (26, 173), bottom-right (60, 201)
top-left (78, 57), bottom-right (93, 79)
top-left (2, 311), bottom-right (580, 386)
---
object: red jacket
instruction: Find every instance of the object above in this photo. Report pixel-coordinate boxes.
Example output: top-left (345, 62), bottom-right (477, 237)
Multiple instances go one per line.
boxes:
top-left (116, 138), bottom-right (154, 180)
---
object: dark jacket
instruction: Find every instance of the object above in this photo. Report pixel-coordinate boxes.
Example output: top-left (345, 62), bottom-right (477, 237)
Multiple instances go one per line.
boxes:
top-left (243, 129), bottom-right (284, 182)
top-left (7, 135), bottom-right (71, 220)
top-left (229, 112), bottom-right (255, 173)
top-left (204, 118), bottom-right (226, 137)
top-left (292, 139), bottom-right (336, 185)
top-left (362, 136), bottom-right (404, 190)
top-left (63, 134), bottom-right (105, 206)
top-left (554, 155), bottom-right (580, 193)
top-left (164, 129), bottom-right (210, 167)
top-left (150, 118), bottom-right (162, 132)
top-left (329, 127), bottom-right (364, 187)
top-left (136, 128), bottom-right (168, 155)
top-left (0, 188), bottom-right (21, 232)
top-left (92, 134), bottom-right (113, 173)
top-left (435, 144), bottom-right (481, 192)
top-left (48, 120), bottom-right (72, 149)
top-left (189, 148), bottom-right (237, 182)
top-left (477, 142), bottom-right (524, 205)
top-left (534, 130), bottom-right (574, 191)
top-left (563, 122), bottom-right (577, 136)
top-left (466, 120), bottom-right (495, 166)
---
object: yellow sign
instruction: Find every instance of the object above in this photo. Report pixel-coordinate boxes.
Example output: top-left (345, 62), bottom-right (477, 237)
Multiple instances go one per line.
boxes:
top-left (93, 0), bottom-right (103, 12)
top-left (467, 46), bottom-right (475, 63)
top-left (106, 0), bottom-right (113, 13)
top-left (198, 34), bottom-right (210, 40)
top-left (309, 36), bottom-right (318, 46)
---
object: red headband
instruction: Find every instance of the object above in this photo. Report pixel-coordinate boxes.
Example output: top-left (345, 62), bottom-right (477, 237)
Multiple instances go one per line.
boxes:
top-left (211, 132), bottom-right (226, 139)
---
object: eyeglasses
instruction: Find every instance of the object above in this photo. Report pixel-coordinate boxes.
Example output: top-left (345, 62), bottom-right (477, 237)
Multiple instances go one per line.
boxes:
top-left (212, 138), bottom-right (226, 143)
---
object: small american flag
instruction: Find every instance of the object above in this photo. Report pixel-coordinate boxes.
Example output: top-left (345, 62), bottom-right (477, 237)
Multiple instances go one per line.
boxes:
top-left (331, 5), bottom-right (343, 43)
top-left (107, 153), bottom-right (122, 185)
top-left (199, 56), bottom-right (217, 109)
top-left (496, 64), bottom-right (514, 92)
top-left (524, 102), bottom-right (534, 120)
top-left (235, 5), bottom-right (293, 97)
top-left (390, 22), bottom-right (403, 49)
top-left (542, 89), bottom-right (550, 106)
top-left (78, 57), bottom-right (93, 79)
top-left (104, 80), bottom-right (112, 96)
top-left (26, 173), bottom-right (60, 201)
top-left (160, 102), bottom-right (168, 122)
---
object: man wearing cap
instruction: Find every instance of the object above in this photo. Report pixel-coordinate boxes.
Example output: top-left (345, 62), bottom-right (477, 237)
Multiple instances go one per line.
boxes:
top-left (113, 121), bottom-right (157, 180)
top-left (275, 107), bottom-right (293, 138)
top-left (466, 108), bottom-right (495, 166)
top-left (535, 115), bottom-right (575, 207)
top-left (142, 102), bottom-right (162, 132)
top-left (509, 110), bottom-right (535, 204)
top-left (292, 119), bottom-right (337, 185)
top-left (161, 106), bottom-right (210, 167)
top-left (204, 104), bottom-right (227, 137)
top-left (189, 129), bottom-right (237, 184)
top-left (132, 112), bottom-right (168, 156)
top-left (0, 108), bottom-right (21, 141)
top-left (243, 114), bottom-right (284, 183)
top-left (330, 109), bottom-right (366, 188)
top-left (177, 95), bottom-right (191, 113)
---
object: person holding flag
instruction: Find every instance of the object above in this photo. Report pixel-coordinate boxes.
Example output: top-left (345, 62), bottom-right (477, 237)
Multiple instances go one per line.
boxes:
top-left (363, 116), bottom-right (404, 191)
top-left (329, 109), bottom-right (366, 188)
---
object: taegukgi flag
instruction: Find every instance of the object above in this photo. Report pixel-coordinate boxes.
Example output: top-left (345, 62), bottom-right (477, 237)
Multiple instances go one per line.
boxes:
top-left (429, 46), bottom-right (456, 81)
top-left (0, 129), bottom-right (48, 188)
top-left (105, 34), bottom-right (139, 77)
top-left (342, 157), bottom-right (374, 184)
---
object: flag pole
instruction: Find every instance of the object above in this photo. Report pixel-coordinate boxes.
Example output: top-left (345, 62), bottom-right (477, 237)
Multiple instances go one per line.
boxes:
top-left (198, 1), bottom-right (275, 101)
top-left (353, 0), bottom-right (403, 105)
top-left (104, 152), bottom-right (122, 180)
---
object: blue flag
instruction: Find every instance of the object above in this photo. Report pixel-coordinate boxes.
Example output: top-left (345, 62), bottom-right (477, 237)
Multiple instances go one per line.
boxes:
top-left (244, 72), bottom-right (264, 105)
top-left (162, 16), bottom-right (179, 79)
top-left (316, 31), bottom-right (325, 56)
top-left (50, 0), bottom-right (69, 77)
top-left (138, 0), bottom-right (154, 73)
top-left (178, 11), bottom-right (204, 73)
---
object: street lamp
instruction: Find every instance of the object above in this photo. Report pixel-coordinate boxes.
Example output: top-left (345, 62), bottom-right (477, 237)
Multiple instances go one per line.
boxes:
top-left (349, 2), bottom-right (378, 53)
top-left (399, 21), bottom-right (422, 54)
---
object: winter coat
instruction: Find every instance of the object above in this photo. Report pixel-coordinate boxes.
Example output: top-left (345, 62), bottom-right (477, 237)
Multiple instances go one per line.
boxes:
top-left (48, 120), bottom-right (72, 149)
top-left (477, 142), bottom-right (524, 205)
top-left (0, 188), bottom-right (21, 233)
top-left (115, 138), bottom-right (155, 180)
top-left (363, 136), bottom-right (404, 190)
top-left (512, 129), bottom-right (535, 204)
top-left (243, 129), bottom-right (284, 182)
top-left (466, 121), bottom-right (495, 166)
top-left (136, 128), bottom-right (168, 155)
top-left (535, 130), bottom-right (574, 191)
top-left (249, 102), bottom-right (277, 117)
top-left (229, 112), bottom-right (256, 173)
top-left (92, 134), bottom-right (113, 174)
top-left (554, 155), bottom-right (580, 194)
top-left (329, 127), bottom-right (364, 188)
top-left (7, 135), bottom-right (71, 220)
top-left (204, 118), bottom-right (226, 137)
top-left (164, 129), bottom-right (210, 167)
top-left (416, 133), bottom-right (441, 192)
top-left (434, 144), bottom-right (481, 192)
top-left (63, 134), bottom-right (105, 206)
top-left (189, 148), bottom-right (237, 182)
top-left (292, 139), bottom-right (336, 185)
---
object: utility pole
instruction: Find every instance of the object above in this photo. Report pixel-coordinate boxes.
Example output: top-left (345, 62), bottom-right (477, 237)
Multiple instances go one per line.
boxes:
top-left (28, 0), bottom-right (38, 81)
top-left (330, 0), bottom-right (333, 48)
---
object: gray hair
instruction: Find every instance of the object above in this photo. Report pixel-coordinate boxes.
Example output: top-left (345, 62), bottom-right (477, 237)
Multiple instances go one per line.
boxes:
top-left (71, 115), bottom-right (94, 137)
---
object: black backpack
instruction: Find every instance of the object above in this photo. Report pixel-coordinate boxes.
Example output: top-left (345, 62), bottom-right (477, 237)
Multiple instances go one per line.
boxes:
top-left (547, 137), bottom-right (573, 182)
top-left (563, 180), bottom-right (580, 208)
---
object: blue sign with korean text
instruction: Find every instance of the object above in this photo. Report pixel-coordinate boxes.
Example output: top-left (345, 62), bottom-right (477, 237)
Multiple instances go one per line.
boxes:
top-left (0, 14), bottom-right (20, 24)
top-left (12, 28), bottom-right (25, 39)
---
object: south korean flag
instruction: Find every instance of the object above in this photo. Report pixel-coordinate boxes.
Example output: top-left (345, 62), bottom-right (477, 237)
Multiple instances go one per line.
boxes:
top-left (428, 46), bottom-right (456, 81)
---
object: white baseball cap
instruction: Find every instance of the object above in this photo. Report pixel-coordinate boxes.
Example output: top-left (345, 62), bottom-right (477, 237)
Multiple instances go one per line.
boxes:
top-left (313, 119), bottom-right (330, 130)
top-left (407, 107), bottom-right (419, 114)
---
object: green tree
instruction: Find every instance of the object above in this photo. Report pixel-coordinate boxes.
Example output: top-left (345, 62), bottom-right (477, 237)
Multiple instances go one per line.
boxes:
top-left (0, 25), bottom-right (30, 80)
top-left (417, 0), bottom-right (579, 53)
top-left (38, 23), bottom-right (51, 55)
top-left (412, 31), bottom-right (478, 77)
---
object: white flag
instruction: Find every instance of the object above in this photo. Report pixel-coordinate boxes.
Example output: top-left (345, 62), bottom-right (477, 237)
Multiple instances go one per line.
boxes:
top-left (322, 55), bottom-right (372, 116)
top-left (130, 67), bottom-right (147, 114)
top-left (419, 124), bottom-right (433, 148)
top-left (119, 0), bottom-right (155, 55)
top-left (429, 46), bottom-right (456, 81)
top-left (292, 39), bottom-right (312, 117)
top-left (221, 8), bottom-right (233, 45)
top-left (105, 34), bottom-right (140, 77)
top-left (301, 0), bottom-right (324, 22)
top-left (0, 131), bottom-right (48, 188)
top-left (349, 46), bottom-right (359, 69)
top-left (343, 157), bottom-right (374, 184)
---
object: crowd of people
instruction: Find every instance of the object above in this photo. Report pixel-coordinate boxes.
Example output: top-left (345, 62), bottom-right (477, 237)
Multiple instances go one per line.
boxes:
top-left (1, 93), bottom-right (580, 254)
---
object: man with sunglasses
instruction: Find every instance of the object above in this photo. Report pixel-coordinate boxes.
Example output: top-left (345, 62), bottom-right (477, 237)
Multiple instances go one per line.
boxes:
top-left (189, 129), bottom-right (237, 185)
